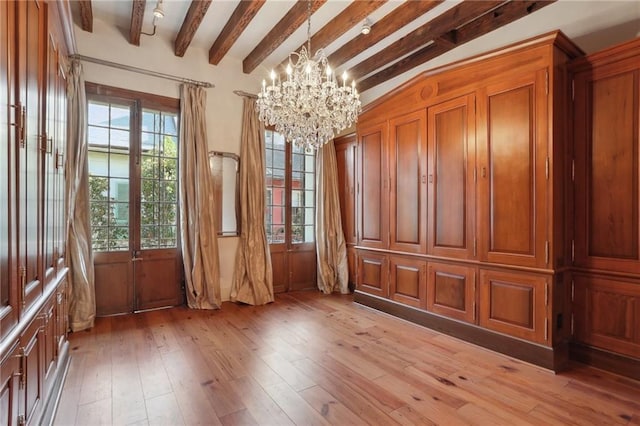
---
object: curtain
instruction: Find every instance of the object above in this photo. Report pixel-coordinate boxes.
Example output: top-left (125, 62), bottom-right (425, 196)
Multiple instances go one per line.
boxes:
top-left (230, 97), bottom-right (274, 305)
top-left (66, 59), bottom-right (96, 332)
top-left (315, 140), bottom-right (349, 294)
top-left (179, 84), bottom-right (221, 309)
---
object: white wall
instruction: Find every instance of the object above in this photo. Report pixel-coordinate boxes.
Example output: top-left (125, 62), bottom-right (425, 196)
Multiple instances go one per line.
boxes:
top-left (75, 19), bottom-right (263, 301)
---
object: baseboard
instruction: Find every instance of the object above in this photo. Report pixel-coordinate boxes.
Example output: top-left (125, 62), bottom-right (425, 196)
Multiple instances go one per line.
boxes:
top-left (354, 291), bottom-right (568, 372)
top-left (570, 342), bottom-right (640, 381)
top-left (41, 341), bottom-right (71, 426)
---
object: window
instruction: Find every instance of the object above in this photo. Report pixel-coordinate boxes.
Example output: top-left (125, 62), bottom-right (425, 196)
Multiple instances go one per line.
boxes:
top-left (265, 129), bottom-right (315, 245)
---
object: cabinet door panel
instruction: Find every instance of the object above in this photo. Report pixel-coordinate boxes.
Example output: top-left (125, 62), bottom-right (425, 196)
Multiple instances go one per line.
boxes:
top-left (334, 135), bottom-right (357, 245)
top-left (358, 123), bottom-right (388, 249)
top-left (477, 71), bottom-right (548, 268)
top-left (427, 262), bottom-right (476, 323)
top-left (389, 256), bottom-right (425, 308)
top-left (574, 69), bottom-right (640, 272)
top-left (573, 274), bottom-right (640, 358)
top-left (21, 315), bottom-right (45, 425)
top-left (479, 269), bottom-right (548, 344)
top-left (428, 95), bottom-right (475, 259)
top-left (357, 250), bottom-right (388, 297)
top-left (389, 110), bottom-right (427, 253)
top-left (346, 247), bottom-right (356, 288)
top-left (0, 342), bottom-right (21, 426)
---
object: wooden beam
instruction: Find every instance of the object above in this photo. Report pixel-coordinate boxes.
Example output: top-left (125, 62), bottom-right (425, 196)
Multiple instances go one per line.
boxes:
top-left (129, 0), bottom-right (146, 46)
top-left (274, 0), bottom-right (387, 72)
top-left (174, 0), bottom-right (212, 57)
top-left (327, 1), bottom-right (443, 69)
top-left (209, 0), bottom-right (266, 65)
top-left (242, 0), bottom-right (327, 74)
top-left (357, 0), bottom-right (556, 92)
top-left (78, 0), bottom-right (93, 32)
top-left (349, 0), bottom-right (505, 81)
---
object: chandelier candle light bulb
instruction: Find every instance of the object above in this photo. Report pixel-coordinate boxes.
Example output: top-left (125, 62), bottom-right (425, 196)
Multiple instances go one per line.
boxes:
top-left (256, 0), bottom-right (361, 150)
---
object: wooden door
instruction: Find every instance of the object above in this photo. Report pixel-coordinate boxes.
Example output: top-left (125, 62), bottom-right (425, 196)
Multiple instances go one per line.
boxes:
top-left (20, 314), bottom-right (45, 425)
top-left (479, 269), bottom-right (548, 344)
top-left (427, 262), bottom-right (476, 324)
top-left (334, 134), bottom-right (357, 286)
top-left (476, 70), bottom-right (548, 268)
top-left (17, 0), bottom-right (46, 313)
top-left (389, 110), bottom-right (427, 254)
top-left (358, 122), bottom-right (388, 249)
top-left (427, 94), bottom-right (476, 260)
top-left (356, 250), bottom-right (388, 298)
top-left (0, 0), bottom-right (19, 340)
top-left (0, 342), bottom-right (21, 426)
top-left (574, 65), bottom-right (640, 273)
top-left (389, 255), bottom-right (426, 308)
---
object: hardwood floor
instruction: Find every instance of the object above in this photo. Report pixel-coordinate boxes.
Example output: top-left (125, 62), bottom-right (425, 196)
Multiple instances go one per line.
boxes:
top-left (54, 291), bottom-right (640, 425)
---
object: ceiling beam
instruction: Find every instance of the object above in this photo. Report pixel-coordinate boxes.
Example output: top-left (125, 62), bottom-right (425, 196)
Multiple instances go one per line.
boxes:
top-left (349, 0), bottom-right (505, 81)
top-left (242, 0), bottom-right (327, 74)
top-left (129, 0), bottom-right (146, 46)
top-left (327, 1), bottom-right (443, 70)
top-left (357, 0), bottom-right (557, 92)
top-left (274, 0), bottom-right (387, 72)
top-left (78, 0), bottom-right (93, 32)
top-left (209, 0), bottom-right (266, 65)
top-left (174, 0), bottom-right (212, 57)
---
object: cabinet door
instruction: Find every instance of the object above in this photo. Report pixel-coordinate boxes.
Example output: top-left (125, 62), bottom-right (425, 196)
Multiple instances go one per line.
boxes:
top-left (573, 274), bottom-right (640, 359)
top-left (20, 314), bottom-right (45, 425)
top-left (55, 278), bottom-right (68, 354)
top-left (427, 95), bottom-right (476, 260)
top-left (0, 0), bottom-right (19, 340)
top-left (334, 134), bottom-right (357, 245)
top-left (356, 250), bottom-right (388, 298)
top-left (389, 255), bottom-right (426, 308)
top-left (477, 70), bottom-right (548, 268)
top-left (0, 342), bottom-right (21, 426)
top-left (17, 0), bottom-right (46, 312)
top-left (427, 262), bottom-right (476, 323)
top-left (43, 32), bottom-right (57, 286)
top-left (54, 59), bottom-right (66, 271)
top-left (358, 122), bottom-right (388, 249)
top-left (574, 66), bottom-right (640, 273)
top-left (479, 269), bottom-right (548, 344)
top-left (346, 247), bottom-right (356, 288)
top-left (389, 110), bottom-right (427, 253)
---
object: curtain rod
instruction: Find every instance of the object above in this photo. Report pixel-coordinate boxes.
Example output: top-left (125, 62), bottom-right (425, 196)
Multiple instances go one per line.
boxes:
top-left (70, 54), bottom-right (215, 88)
top-left (233, 90), bottom-right (257, 98)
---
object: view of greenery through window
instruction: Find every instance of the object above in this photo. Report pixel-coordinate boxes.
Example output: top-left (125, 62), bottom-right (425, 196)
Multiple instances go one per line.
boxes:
top-left (87, 99), bottom-right (178, 252)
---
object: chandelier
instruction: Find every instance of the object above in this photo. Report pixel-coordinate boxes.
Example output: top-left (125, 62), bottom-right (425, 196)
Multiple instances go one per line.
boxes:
top-left (256, 1), bottom-right (361, 150)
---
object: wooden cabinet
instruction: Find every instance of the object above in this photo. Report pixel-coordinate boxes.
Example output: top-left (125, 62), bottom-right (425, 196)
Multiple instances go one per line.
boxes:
top-left (1, 1), bottom-right (72, 424)
top-left (346, 32), bottom-right (582, 371)
top-left (389, 255), bottom-right (426, 308)
top-left (427, 94), bottom-right (475, 260)
top-left (427, 262), bottom-right (476, 323)
top-left (571, 37), bottom-right (640, 371)
top-left (356, 250), bottom-right (388, 298)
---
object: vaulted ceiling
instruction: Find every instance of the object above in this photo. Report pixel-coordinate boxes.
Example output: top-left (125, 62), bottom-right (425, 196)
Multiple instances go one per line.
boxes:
top-left (72, 0), bottom-right (561, 93)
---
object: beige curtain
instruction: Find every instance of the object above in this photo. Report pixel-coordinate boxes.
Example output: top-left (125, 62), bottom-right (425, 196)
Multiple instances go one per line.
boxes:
top-left (179, 84), bottom-right (221, 309)
top-left (315, 140), bottom-right (349, 294)
top-left (65, 59), bottom-right (96, 331)
top-left (231, 97), bottom-right (274, 305)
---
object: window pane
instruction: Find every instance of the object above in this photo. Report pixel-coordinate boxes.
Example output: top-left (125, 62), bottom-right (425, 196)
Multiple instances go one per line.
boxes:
top-left (88, 125), bottom-right (109, 147)
top-left (88, 101), bottom-right (109, 126)
top-left (110, 106), bottom-right (130, 129)
top-left (109, 153), bottom-right (129, 178)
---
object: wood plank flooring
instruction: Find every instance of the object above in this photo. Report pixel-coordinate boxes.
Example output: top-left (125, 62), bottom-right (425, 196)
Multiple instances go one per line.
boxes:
top-left (54, 291), bottom-right (640, 425)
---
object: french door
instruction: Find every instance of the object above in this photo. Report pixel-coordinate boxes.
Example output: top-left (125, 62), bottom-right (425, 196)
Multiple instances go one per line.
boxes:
top-left (87, 85), bottom-right (183, 315)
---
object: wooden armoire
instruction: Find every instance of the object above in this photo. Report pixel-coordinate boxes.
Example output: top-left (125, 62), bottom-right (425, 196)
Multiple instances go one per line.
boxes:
top-left (1, 1), bottom-right (72, 424)
top-left (570, 37), bottom-right (640, 379)
top-left (337, 31), bottom-right (583, 371)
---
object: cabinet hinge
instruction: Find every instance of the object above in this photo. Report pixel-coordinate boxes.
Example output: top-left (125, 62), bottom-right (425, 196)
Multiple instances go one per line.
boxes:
top-left (571, 313), bottom-right (575, 335)
top-left (571, 279), bottom-right (575, 302)
top-left (571, 79), bottom-right (575, 101)
top-left (18, 414), bottom-right (26, 426)
top-left (545, 282), bottom-right (549, 306)
top-left (571, 240), bottom-right (575, 263)
top-left (474, 167), bottom-right (477, 183)
top-left (19, 266), bottom-right (27, 309)
top-left (545, 70), bottom-right (549, 95)
top-left (544, 317), bottom-right (549, 341)
top-left (571, 158), bottom-right (575, 182)
top-left (13, 347), bottom-right (25, 389)
top-left (545, 157), bottom-right (549, 180)
top-left (10, 103), bottom-right (26, 147)
top-left (56, 149), bottom-right (64, 170)
top-left (545, 240), bottom-right (549, 265)
top-left (39, 133), bottom-right (51, 153)
top-left (473, 238), bottom-right (477, 257)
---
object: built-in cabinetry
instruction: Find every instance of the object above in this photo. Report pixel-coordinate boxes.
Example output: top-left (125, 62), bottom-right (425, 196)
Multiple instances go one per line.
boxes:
top-left (343, 31), bottom-right (582, 370)
top-left (570, 37), bottom-right (640, 377)
top-left (1, 1), bottom-right (72, 424)
top-left (334, 134), bottom-right (357, 289)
